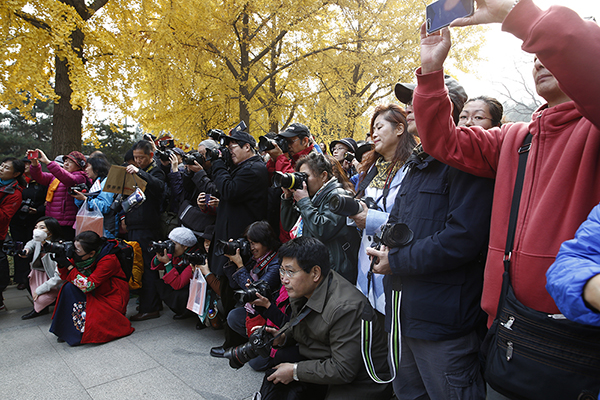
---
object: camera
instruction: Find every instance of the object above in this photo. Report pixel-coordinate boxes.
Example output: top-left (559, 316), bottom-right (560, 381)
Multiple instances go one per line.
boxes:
top-left (156, 138), bottom-right (175, 162)
top-left (69, 183), bottom-right (88, 196)
top-left (182, 151), bottom-right (205, 166)
top-left (2, 240), bottom-right (26, 257)
top-left (148, 240), bottom-right (175, 255)
top-left (329, 194), bottom-right (378, 217)
top-left (20, 198), bottom-right (34, 213)
top-left (223, 325), bottom-right (274, 369)
top-left (372, 223), bottom-right (414, 250)
top-left (181, 252), bottom-right (207, 265)
top-left (208, 129), bottom-right (227, 146)
top-left (273, 171), bottom-right (308, 191)
top-left (214, 238), bottom-right (251, 258)
top-left (258, 133), bottom-right (289, 153)
top-left (236, 280), bottom-right (271, 304)
top-left (42, 240), bottom-right (76, 263)
top-left (343, 152), bottom-right (355, 163)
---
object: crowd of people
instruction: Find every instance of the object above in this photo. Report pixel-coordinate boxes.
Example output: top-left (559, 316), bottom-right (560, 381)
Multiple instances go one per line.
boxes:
top-left (1, 0), bottom-right (600, 399)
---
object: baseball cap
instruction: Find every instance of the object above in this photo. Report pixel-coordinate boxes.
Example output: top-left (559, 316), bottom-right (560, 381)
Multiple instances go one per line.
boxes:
top-left (278, 123), bottom-right (310, 138)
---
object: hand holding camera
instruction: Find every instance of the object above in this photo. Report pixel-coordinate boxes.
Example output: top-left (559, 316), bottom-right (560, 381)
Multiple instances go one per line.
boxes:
top-left (224, 246), bottom-right (244, 268)
top-left (155, 249), bottom-right (170, 264)
top-left (292, 181), bottom-right (309, 202)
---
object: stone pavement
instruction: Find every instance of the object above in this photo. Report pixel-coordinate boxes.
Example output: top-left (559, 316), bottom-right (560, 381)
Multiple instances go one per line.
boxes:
top-left (0, 284), bottom-right (262, 400)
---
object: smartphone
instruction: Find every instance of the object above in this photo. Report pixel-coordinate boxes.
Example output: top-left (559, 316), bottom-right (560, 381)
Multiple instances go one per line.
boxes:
top-left (426, 0), bottom-right (474, 34)
top-left (27, 150), bottom-right (39, 160)
top-left (205, 193), bottom-right (211, 204)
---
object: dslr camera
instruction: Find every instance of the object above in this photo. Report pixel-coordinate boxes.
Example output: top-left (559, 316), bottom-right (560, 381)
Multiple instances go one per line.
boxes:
top-left (235, 280), bottom-right (271, 304)
top-left (208, 129), bottom-right (227, 146)
top-left (182, 151), bottom-right (205, 166)
top-left (2, 240), bottom-right (26, 257)
top-left (214, 238), bottom-right (251, 258)
top-left (43, 241), bottom-right (76, 267)
top-left (273, 171), bottom-right (308, 191)
top-left (69, 183), bottom-right (88, 196)
top-left (343, 152), bottom-right (355, 163)
top-left (258, 133), bottom-right (289, 153)
top-left (181, 252), bottom-right (207, 266)
top-left (224, 325), bottom-right (274, 369)
top-left (148, 240), bottom-right (175, 255)
top-left (156, 138), bottom-right (175, 162)
top-left (329, 194), bottom-right (378, 217)
top-left (20, 198), bottom-right (34, 213)
top-left (372, 223), bottom-right (414, 250)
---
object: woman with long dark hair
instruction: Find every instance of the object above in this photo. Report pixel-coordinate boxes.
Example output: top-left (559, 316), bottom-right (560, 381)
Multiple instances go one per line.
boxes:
top-left (349, 104), bottom-right (417, 318)
top-left (50, 231), bottom-right (134, 345)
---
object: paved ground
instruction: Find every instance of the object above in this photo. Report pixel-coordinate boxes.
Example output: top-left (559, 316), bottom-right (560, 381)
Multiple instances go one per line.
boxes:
top-left (0, 284), bottom-right (262, 400)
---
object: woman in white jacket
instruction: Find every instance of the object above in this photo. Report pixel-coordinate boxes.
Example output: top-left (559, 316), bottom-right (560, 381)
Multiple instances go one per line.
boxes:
top-left (20, 216), bottom-right (64, 319)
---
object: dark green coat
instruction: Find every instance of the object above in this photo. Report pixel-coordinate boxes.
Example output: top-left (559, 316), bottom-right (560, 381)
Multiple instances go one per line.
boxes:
top-left (281, 178), bottom-right (360, 284)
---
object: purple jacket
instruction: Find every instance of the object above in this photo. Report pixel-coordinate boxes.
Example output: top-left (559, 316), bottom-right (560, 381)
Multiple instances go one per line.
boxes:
top-left (30, 162), bottom-right (89, 227)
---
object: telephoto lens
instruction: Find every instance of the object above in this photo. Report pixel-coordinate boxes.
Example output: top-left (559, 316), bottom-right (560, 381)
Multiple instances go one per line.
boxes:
top-left (273, 172), bottom-right (308, 190)
top-left (329, 193), bottom-right (362, 217)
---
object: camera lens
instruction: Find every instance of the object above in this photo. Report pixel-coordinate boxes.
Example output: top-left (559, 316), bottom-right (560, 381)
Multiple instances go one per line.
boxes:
top-left (329, 194), bottom-right (362, 217)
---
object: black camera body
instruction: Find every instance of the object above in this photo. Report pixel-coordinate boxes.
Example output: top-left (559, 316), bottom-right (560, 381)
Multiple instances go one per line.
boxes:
top-left (148, 240), bottom-right (175, 255)
top-left (214, 238), bottom-right (251, 258)
top-left (2, 240), bottom-right (25, 257)
top-left (329, 194), bottom-right (378, 217)
top-left (69, 183), bottom-right (88, 196)
top-left (208, 129), bottom-right (227, 146)
top-left (182, 151), bottom-right (205, 166)
top-left (181, 252), bottom-right (207, 266)
top-left (343, 152), bottom-right (356, 163)
top-left (258, 134), bottom-right (289, 153)
top-left (372, 223), bottom-right (414, 250)
top-left (43, 241), bottom-right (76, 267)
top-left (156, 139), bottom-right (175, 162)
top-left (224, 325), bottom-right (274, 369)
top-left (20, 198), bottom-right (34, 213)
top-left (237, 280), bottom-right (271, 304)
top-left (273, 171), bottom-right (308, 191)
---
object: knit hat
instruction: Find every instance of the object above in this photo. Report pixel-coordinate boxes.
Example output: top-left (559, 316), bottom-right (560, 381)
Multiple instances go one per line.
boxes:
top-left (168, 227), bottom-right (197, 247)
top-left (64, 151), bottom-right (87, 170)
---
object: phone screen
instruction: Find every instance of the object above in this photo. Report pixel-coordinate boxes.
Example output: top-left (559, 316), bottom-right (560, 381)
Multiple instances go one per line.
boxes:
top-left (205, 193), bottom-right (211, 204)
top-left (426, 0), bottom-right (474, 34)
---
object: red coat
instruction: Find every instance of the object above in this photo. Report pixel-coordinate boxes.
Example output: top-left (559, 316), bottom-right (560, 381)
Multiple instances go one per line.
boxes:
top-left (59, 254), bottom-right (134, 344)
top-left (413, 0), bottom-right (600, 325)
top-left (0, 180), bottom-right (23, 241)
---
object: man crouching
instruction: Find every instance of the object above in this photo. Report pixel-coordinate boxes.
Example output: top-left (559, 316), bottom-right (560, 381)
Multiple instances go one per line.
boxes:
top-left (260, 236), bottom-right (392, 400)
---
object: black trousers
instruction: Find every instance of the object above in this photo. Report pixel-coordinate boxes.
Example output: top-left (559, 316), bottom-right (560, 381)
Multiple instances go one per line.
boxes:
top-left (128, 229), bottom-right (161, 313)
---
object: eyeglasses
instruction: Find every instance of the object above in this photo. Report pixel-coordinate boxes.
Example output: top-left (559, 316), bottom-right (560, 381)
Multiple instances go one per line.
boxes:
top-left (286, 137), bottom-right (300, 146)
top-left (332, 146), bottom-right (347, 153)
top-left (279, 267), bottom-right (300, 278)
top-left (458, 115), bottom-right (491, 123)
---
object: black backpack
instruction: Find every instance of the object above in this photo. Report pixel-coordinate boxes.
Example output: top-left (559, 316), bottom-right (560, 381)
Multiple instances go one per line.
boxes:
top-left (99, 238), bottom-right (136, 282)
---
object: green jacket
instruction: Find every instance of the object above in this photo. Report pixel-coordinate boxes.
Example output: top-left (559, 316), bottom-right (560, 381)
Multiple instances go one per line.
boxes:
top-left (280, 178), bottom-right (360, 284)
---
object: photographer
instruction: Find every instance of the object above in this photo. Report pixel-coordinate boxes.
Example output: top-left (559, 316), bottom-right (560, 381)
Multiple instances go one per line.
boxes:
top-left (125, 140), bottom-right (167, 322)
top-left (260, 237), bottom-right (392, 399)
top-left (280, 153), bottom-right (360, 284)
top-left (213, 221), bottom-right (281, 358)
top-left (183, 139), bottom-right (220, 199)
top-left (151, 227), bottom-right (200, 319)
top-left (49, 231), bottom-right (134, 346)
top-left (348, 104), bottom-right (416, 317)
top-left (330, 138), bottom-right (358, 179)
top-left (72, 156), bottom-right (118, 238)
top-left (9, 157), bottom-right (47, 290)
top-left (0, 157), bottom-right (25, 310)
top-left (29, 149), bottom-right (90, 240)
top-left (210, 130), bottom-right (270, 349)
top-left (20, 217), bottom-right (63, 319)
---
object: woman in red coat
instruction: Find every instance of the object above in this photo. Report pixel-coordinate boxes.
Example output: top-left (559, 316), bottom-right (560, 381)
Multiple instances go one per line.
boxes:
top-left (50, 231), bottom-right (134, 345)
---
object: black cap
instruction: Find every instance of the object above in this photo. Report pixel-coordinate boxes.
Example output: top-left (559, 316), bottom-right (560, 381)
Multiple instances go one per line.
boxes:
top-left (330, 138), bottom-right (358, 154)
top-left (394, 75), bottom-right (468, 112)
top-left (278, 123), bottom-right (310, 138)
top-left (225, 130), bottom-right (256, 148)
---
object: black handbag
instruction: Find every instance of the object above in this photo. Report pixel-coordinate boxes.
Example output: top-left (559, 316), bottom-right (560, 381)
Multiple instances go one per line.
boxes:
top-left (484, 133), bottom-right (600, 400)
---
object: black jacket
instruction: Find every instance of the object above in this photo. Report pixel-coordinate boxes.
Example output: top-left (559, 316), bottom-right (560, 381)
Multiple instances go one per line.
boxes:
top-left (210, 155), bottom-right (269, 275)
top-left (385, 150), bottom-right (494, 340)
top-left (125, 161), bottom-right (166, 231)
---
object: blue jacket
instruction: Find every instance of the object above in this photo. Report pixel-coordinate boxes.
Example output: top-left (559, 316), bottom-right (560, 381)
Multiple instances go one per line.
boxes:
top-left (384, 151), bottom-right (494, 340)
top-left (547, 202), bottom-right (600, 326)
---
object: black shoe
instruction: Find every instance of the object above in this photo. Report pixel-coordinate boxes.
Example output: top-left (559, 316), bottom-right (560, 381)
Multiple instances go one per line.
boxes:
top-left (57, 337), bottom-right (65, 343)
top-left (210, 346), bottom-right (225, 358)
top-left (22, 308), bottom-right (42, 320)
top-left (196, 320), bottom-right (206, 330)
top-left (17, 283), bottom-right (27, 290)
top-left (129, 311), bottom-right (160, 321)
top-left (173, 310), bottom-right (194, 320)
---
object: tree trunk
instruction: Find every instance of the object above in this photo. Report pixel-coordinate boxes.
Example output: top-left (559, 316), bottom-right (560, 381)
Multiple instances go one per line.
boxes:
top-left (52, 28), bottom-right (84, 158)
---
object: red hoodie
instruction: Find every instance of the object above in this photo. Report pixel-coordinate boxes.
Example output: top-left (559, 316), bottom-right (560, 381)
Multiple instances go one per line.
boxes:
top-left (413, 0), bottom-right (600, 325)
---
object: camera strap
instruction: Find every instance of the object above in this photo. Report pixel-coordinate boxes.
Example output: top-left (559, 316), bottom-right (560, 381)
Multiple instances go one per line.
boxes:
top-left (251, 251), bottom-right (277, 276)
top-left (361, 289), bottom-right (400, 384)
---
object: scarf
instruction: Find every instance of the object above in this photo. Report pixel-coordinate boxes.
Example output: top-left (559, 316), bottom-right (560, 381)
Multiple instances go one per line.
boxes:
top-left (74, 254), bottom-right (98, 277)
top-left (45, 178), bottom-right (60, 202)
top-left (0, 178), bottom-right (16, 186)
top-left (371, 157), bottom-right (402, 189)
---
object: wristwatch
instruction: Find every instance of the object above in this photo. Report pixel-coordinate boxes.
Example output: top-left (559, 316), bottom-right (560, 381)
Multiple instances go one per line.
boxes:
top-left (293, 363), bottom-right (299, 381)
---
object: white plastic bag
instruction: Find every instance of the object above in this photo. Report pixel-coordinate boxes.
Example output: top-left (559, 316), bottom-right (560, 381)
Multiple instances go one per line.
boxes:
top-left (75, 199), bottom-right (104, 236)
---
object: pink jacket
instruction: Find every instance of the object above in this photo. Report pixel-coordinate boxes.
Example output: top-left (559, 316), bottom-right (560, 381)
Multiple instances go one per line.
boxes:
top-left (413, 0), bottom-right (600, 325)
top-left (30, 162), bottom-right (89, 227)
